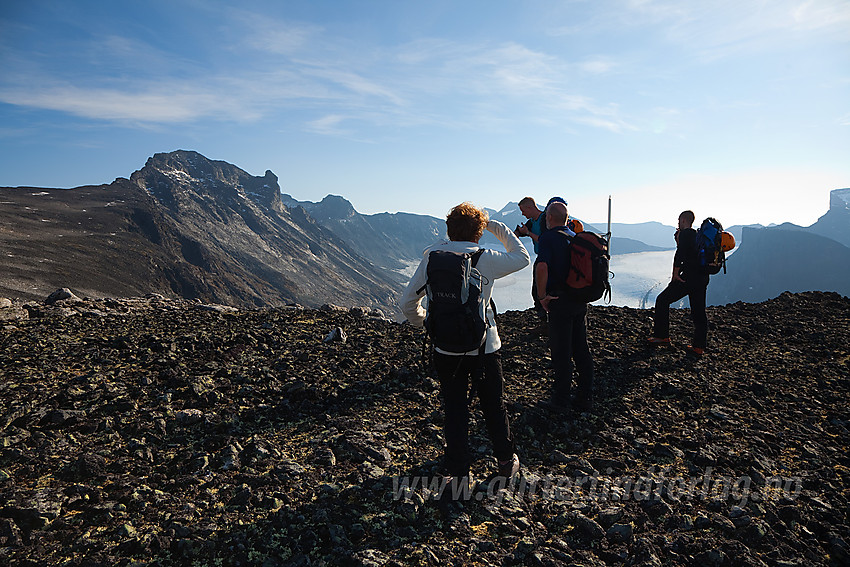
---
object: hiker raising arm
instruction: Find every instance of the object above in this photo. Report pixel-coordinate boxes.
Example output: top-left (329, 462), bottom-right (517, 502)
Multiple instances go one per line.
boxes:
top-left (401, 216), bottom-right (529, 330)
top-left (399, 202), bottom-right (529, 492)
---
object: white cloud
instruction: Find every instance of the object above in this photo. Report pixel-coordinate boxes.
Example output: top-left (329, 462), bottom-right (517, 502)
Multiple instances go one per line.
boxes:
top-left (305, 114), bottom-right (349, 136)
top-left (791, 0), bottom-right (850, 32)
top-left (0, 9), bottom-right (636, 136)
top-left (0, 81), bottom-right (270, 124)
top-left (297, 65), bottom-right (406, 107)
top-left (619, 0), bottom-right (850, 60)
top-left (579, 58), bottom-right (617, 75)
top-left (231, 11), bottom-right (321, 55)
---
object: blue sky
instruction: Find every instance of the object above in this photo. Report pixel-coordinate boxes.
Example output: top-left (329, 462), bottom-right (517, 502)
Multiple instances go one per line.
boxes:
top-left (1, 0), bottom-right (848, 226)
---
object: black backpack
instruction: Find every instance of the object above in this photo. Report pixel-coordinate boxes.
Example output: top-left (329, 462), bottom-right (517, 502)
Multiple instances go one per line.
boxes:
top-left (417, 249), bottom-right (488, 353)
top-left (558, 230), bottom-right (612, 303)
top-left (696, 217), bottom-right (726, 275)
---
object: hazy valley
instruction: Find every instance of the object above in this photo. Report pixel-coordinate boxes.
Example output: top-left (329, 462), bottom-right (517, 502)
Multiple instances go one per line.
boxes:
top-left (1, 150), bottom-right (848, 315)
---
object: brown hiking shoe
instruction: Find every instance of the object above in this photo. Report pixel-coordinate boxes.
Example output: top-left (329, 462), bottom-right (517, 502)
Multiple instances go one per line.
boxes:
top-left (647, 336), bottom-right (671, 345)
top-left (497, 454), bottom-right (520, 478)
top-left (532, 321), bottom-right (549, 336)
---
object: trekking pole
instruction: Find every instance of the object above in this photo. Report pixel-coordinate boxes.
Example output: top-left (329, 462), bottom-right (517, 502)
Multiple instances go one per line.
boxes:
top-left (606, 195), bottom-right (612, 254)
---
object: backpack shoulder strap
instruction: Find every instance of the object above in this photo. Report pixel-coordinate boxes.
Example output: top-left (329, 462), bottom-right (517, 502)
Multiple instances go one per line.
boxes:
top-left (555, 228), bottom-right (573, 241)
top-left (415, 249), bottom-right (438, 295)
top-left (471, 248), bottom-right (485, 267)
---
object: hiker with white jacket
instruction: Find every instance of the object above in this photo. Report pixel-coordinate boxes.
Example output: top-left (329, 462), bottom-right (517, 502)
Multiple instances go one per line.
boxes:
top-left (401, 202), bottom-right (529, 491)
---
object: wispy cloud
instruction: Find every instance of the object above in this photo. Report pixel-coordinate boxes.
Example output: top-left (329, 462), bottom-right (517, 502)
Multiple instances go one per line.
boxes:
top-left (228, 10), bottom-right (322, 56)
top-left (305, 114), bottom-right (350, 136)
top-left (297, 65), bottom-right (407, 107)
top-left (579, 58), bottom-right (617, 75)
top-left (790, 0), bottom-right (850, 32)
top-left (0, 8), bottom-right (634, 136)
top-left (0, 80), bottom-right (265, 124)
top-left (619, 0), bottom-right (850, 60)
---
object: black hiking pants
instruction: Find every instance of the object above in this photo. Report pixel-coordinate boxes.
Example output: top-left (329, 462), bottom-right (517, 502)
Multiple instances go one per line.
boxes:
top-left (531, 258), bottom-right (547, 321)
top-left (547, 299), bottom-right (594, 405)
top-left (434, 351), bottom-right (515, 477)
top-left (653, 275), bottom-right (709, 348)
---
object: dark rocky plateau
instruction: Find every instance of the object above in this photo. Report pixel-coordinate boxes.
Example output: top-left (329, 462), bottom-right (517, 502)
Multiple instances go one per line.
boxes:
top-left (1, 291), bottom-right (848, 566)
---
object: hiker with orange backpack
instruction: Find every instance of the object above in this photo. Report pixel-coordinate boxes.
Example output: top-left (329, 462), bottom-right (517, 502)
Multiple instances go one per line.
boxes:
top-left (647, 210), bottom-right (709, 356)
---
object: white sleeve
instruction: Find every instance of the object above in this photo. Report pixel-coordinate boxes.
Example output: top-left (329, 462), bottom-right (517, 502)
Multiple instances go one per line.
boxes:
top-left (482, 220), bottom-right (531, 279)
top-left (400, 253), bottom-right (429, 327)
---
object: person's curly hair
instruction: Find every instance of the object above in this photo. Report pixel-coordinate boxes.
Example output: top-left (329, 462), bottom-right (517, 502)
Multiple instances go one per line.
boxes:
top-left (446, 202), bottom-right (489, 242)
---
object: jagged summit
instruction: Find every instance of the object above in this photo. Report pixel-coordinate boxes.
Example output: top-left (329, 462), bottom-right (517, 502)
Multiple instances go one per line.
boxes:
top-left (830, 187), bottom-right (850, 210)
top-left (131, 150), bottom-right (283, 213)
top-left (281, 193), bottom-right (357, 220)
top-left (0, 151), bottom-right (403, 312)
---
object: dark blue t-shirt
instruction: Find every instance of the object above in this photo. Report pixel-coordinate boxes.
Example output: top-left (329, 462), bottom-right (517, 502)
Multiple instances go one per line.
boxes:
top-left (537, 226), bottom-right (573, 295)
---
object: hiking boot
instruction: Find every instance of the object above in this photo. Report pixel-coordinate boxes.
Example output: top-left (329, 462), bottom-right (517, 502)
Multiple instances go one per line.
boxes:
top-left (538, 394), bottom-right (571, 414)
top-left (437, 474), bottom-right (474, 502)
top-left (532, 321), bottom-right (549, 336)
top-left (572, 395), bottom-right (593, 413)
top-left (497, 453), bottom-right (520, 479)
top-left (647, 336), bottom-right (671, 345)
top-left (685, 345), bottom-right (705, 356)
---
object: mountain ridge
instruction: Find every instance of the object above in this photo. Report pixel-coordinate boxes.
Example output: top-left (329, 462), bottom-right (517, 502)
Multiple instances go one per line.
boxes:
top-left (2, 150), bottom-right (847, 311)
top-left (0, 151), bottom-right (404, 314)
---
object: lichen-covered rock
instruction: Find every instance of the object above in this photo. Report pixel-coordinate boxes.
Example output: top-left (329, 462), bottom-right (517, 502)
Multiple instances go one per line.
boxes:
top-left (44, 287), bottom-right (80, 304)
top-left (0, 291), bottom-right (847, 566)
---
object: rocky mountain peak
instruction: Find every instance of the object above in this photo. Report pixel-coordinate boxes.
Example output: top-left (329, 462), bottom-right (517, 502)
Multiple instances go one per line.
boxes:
top-left (316, 194), bottom-right (356, 219)
top-left (285, 194), bottom-right (358, 221)
top-left (830, 187), bottom-right (850, 211)
top-left (130, 150), bottom-right (282, 212)
top-left (805, 187), bottom-right (850, 249)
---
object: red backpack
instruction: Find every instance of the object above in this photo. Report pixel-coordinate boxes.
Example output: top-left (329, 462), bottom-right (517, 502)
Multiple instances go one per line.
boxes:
top-left (559, 230), bottom-right (612, 303)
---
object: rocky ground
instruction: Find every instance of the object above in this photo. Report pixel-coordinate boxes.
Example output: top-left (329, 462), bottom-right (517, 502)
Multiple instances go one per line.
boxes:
top-left (1, 291), bottom-right (848, 566)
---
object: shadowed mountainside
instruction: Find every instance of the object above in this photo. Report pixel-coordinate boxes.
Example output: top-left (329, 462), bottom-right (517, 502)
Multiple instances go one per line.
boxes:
top-left (0, 151), bottom-right (403, 314)
top-left (709, 227), bottom-right (850, 305)
top-left (280, 194), bottom-right (445, 272)
top-left (0, 291), bottom-right (848, 566)
top-left (708, 189), bottom-right (850, 306)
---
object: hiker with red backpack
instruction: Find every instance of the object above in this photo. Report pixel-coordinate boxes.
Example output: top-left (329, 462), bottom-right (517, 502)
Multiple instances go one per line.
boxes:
top-left (400, 202), bottom-right (529, 491)
top-left (647, 210), bottom-right (710, 356)
top-left (536, 201), bottom-right (598, 414)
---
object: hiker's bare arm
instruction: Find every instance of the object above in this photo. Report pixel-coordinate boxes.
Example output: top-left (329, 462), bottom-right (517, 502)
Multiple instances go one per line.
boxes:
top-left (536, 261), bottom-right (556, 312)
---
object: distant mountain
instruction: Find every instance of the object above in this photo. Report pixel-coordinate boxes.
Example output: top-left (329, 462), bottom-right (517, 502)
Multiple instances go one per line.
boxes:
top-left (0, 151), bottom-right (403, 313)
top-left (280, 194), bottom-right (445, 271)
top-left (725, 224), bottom-right (765, 248)
top-left (708, 188), bottom-right (850, 305)
top-left (606, 222), bottom-right (675, 249)
top-left (708, 227), bottom-right (850, 304)
top-left (805, 187), bottom-right (850, 248)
